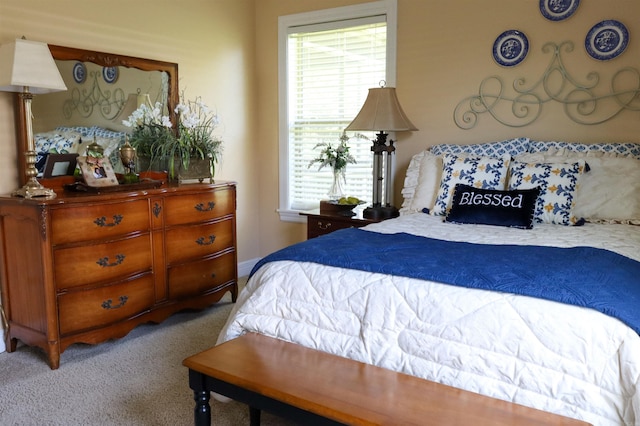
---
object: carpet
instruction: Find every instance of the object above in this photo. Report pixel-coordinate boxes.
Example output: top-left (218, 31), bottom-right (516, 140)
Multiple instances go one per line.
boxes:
top-left (0, 279), bottom-right (299, 426)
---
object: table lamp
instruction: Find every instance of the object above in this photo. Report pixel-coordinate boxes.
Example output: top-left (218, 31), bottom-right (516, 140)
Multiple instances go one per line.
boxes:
top-left (345, 84), bottom-right (417, 219)
top-left (0, 37), bottom-right (67, 198)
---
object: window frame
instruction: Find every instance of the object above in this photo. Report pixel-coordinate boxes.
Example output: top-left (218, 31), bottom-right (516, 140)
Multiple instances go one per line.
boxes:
top-left (277, 0), bottom-right (398, 222)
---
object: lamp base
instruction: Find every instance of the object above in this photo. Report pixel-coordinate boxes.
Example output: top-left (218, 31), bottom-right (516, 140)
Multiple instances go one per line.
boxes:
top-left (12, 177), bottom-right (56, 199)
top-left (363, 205), bottom-right (399, 220)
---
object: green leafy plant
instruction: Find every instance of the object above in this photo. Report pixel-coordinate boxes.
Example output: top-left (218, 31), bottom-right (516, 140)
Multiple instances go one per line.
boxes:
top-left (308, 131), bottom-right (357, 173)
top-left (122, 102), bottom-right (174, 163)
top-left (123, 95), bottom-right (223, 178)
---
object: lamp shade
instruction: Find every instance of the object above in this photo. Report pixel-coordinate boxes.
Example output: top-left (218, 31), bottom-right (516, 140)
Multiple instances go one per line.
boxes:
top-left (345, 86), bottom-right (417, 132)
top-left (0, 38), bottom-right (67, 94)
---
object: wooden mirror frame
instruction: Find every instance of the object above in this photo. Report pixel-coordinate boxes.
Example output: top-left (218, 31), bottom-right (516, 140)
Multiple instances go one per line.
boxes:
top-left (13, 45), bottom-right (179, 186)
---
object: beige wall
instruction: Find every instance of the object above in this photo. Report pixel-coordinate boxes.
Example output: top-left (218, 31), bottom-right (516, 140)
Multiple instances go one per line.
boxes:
top-left (1, 0), bottom-right (639, 268)
top-left (255, 0), bottom-right (640, 255)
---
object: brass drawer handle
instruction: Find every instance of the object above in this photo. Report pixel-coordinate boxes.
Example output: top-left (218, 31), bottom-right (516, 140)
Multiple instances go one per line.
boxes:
top-left (94, 215), bottom-right (123, 227)
top-left (195, 202), bottom-right (215, 212)
top-left (317, 221), bottom-right (332, 230)
top-left (196, 235), bottom-right (216, 246)
top-left (101, 295), bottom-right (128, 310)
top-left (96, 254), bottom-right (125, 267)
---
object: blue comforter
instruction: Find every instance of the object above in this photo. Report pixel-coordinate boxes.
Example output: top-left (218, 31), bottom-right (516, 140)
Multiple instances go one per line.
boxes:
top-left (251, 228), bottom-right (640, 334)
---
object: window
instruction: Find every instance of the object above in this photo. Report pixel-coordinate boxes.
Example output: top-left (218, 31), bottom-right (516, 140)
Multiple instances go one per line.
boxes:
top-left (278, 0), bottom-right (397, 221)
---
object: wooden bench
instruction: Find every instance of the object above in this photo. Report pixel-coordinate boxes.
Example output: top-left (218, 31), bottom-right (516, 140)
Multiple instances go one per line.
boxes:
top-left (183, 333), bottom-right (591, 426)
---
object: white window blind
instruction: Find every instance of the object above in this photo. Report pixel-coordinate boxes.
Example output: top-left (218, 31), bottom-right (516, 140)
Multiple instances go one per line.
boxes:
top-left (287, 18), bottom-right (387, 211)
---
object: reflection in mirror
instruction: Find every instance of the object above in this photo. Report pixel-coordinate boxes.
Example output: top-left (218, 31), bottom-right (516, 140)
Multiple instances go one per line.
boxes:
top-left (14, 44), bottom-right (178, 183)
top-left (32, 60), bottom-right (169, 134)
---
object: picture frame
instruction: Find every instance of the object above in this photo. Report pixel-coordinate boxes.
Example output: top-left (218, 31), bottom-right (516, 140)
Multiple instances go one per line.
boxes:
top-left (42, 153), bottom-right (79, 178)
top-left (77, 155), bottom-right (119, 187)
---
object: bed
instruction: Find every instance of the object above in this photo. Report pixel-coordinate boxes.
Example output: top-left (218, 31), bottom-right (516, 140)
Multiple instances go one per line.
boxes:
top-left (34, 126), bottom-right (127, 175)
top-left (218, 138), bottom-right (640, 426)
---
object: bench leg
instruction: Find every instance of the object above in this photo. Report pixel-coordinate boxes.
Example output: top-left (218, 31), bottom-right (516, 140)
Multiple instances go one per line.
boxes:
top-left (249, 406), bottom-right (261, 426)
top-left (193, 390), bottom-right (211, 426)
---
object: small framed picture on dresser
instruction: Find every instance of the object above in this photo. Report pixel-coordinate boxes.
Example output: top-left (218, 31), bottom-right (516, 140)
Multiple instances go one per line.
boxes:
top-left (42, 153), bottom-right (79, 178)
top-left (77, 156), bottom-right (119, 187)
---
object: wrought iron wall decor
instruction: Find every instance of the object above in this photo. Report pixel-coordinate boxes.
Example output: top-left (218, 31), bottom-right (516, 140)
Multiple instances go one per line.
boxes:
top-left (62, 70), bottom-right (127, 121)
top-left (454, 41), bottom-right (640, 129)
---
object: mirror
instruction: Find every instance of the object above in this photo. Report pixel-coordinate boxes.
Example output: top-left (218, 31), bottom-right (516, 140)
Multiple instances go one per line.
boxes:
top-left (14, 44), bottom-right (178, 184)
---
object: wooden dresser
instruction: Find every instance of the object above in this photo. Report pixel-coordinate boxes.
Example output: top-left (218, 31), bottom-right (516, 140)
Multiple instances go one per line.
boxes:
top-left (0, 181), bottom-right (237, 369)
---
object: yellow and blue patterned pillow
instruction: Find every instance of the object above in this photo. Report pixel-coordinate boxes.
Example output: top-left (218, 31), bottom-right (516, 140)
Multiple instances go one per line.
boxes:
top-left (432, 153), bottom-right (510, 216)
top-left (508, 160), bottom-right (585, 225)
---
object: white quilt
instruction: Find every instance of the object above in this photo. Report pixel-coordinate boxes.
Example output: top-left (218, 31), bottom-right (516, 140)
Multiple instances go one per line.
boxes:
top-left (218, 214), bottom-right (640, 425)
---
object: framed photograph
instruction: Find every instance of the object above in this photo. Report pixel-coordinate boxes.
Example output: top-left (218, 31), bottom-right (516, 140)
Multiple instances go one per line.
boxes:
top-left (42, 153), bottom-right (79, 178)
top-left (77, 156), bottom-right (119, 187)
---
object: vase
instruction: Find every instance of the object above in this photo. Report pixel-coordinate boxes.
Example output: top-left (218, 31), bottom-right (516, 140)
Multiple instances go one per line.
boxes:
top-left (328, 168), bottom-right (345, 200)
top-left (175, 157), bottom-right (213, 183)
top-left (137, 155), bottom-right (169, 174)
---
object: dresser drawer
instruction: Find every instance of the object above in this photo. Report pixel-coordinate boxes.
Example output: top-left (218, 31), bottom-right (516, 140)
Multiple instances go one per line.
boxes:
top-left (307, 216), bottom-right (368, 239)
top-left (168, 251), bottom-right (236, 299)
top-left (164, 188), bottom-right (234, 226)
top-left (51, 199), bottom-right (150, 245)
top-left (58, 275), bottom-right (155, 335)
top-left (165, 218), bottom-right (234, 264)
top-left (54, 234), bottom-right (153, 290)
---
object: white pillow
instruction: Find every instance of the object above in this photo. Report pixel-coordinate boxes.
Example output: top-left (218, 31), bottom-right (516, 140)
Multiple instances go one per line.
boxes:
top-left (409, 151), bottom-right (443, 213)
top-left (95, 136), bottom-right (122, 158)
top-left (508, 160), bottom-right (585, 225)
top-left (543, 147), bottom-right (620, 158)
top-left (432, 153), bottom-right (510, 216)
top-left (573, 156), bottom-right (640, 221)
top-left (400, 150), bottom-right (427, 214)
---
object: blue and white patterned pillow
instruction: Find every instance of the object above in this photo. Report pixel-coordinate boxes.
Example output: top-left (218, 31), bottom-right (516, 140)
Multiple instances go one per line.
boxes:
top-left (432, 153), bottom-right (511, 216)
top-left (55, 126), bottom-right (127, 141)
top-left (508, 160), bottom-right (585, 226)
top-left (55, 126), bottom-right (95, 138)
top-left (34, 131), bottom-right (82, 173)
top-left (430, 137), bottom-right (530, 158)
top-left (528, 141), bottom-right (640, 160)
top-left (35, 131), bottom-right (81, 154)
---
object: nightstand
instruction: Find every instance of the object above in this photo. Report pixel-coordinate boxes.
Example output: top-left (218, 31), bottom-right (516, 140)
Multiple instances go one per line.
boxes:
top-left (300, 208), bottom-right (381, 239)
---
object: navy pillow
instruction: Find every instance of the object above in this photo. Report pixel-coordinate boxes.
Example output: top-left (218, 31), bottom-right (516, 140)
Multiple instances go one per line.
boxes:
top-left (445, 184), bottom-right (540, 229)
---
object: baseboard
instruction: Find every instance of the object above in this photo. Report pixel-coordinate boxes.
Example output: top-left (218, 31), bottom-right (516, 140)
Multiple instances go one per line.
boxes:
top-left (238, 258), bottom-right (260, 278)
top-left (0, 328), bottom-right (5, 353)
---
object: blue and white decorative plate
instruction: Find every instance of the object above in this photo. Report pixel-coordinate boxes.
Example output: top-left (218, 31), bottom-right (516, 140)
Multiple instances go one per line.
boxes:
top-left (585, 20), bottom-right (629, 61)
top-left (493, 30), bottom-right (529, 67)
top-left (539, 0), bottom-right (580, 21)
top-left (102, 66), bottom-right (119, 84)
top-left (72, 62), bottom-right (86, 84)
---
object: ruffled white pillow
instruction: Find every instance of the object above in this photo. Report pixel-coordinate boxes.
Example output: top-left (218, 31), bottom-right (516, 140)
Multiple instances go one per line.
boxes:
top-left (408, 151), bottom-right (443, 214)
top-left (399, 150), bottom-right (428, 214)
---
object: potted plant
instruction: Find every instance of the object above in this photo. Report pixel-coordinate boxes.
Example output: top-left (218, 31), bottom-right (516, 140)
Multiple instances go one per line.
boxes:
top-left (308, 131), bottom-right (358, 200)
top-left (122, 102), bottom-right (174, 173)
top-left (123, 95), bottom-right (223, 181)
